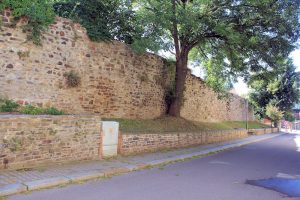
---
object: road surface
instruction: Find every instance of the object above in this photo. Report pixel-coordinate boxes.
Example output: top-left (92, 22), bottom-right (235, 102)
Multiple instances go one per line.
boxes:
top-left (9, 133), bottom-right (300, 200)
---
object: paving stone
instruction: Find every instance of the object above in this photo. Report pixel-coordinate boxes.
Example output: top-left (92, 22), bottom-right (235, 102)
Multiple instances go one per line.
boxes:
top-left (0, 183), bottom-right (27, 197)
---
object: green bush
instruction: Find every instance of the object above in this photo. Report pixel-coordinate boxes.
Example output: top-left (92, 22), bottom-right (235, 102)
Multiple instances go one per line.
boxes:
top-left (0, 0), bottom-right (55, 45)
top-left (20, 105), bottom-right (64, 115)
top-left (44, 107), bottom-right (64, 115)
top-left (0, 99), bottom-right (19, 112)
top-left (20, 105), bottom-right (44, 115)
top-left (266, 104), bottom-right (283, 127)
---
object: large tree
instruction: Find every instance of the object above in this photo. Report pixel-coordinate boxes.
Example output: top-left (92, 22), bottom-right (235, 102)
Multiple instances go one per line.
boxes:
top-left (133, 0), bottom-right (300, 116)
top-left (249, 60), bottom-right (300, 119)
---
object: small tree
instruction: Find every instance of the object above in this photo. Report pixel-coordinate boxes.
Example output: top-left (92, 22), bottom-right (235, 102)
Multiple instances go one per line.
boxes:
top-left (249, 60), bottom-right (300, 119)
top-left (266, 104), bottom-right (283, 128)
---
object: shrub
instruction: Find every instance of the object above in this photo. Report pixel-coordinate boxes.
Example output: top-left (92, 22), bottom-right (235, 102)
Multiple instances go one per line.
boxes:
top-left (20, 105), bottom-right (64, 115)
top-left (284, 111), bottom-right (295, 122)
top-left (20, 105), bottom-right (44, 115)
top-left (64, 71), bottom-right (81, 88)
top-left (0, 99), bottom-right (19, 112)
top-left (44, 107), bottom-right (64, 115)
top-left (266, 104), bottom-right (283, 127)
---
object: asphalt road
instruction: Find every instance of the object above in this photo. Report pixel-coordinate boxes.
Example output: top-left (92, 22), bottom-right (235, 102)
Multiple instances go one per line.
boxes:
top-left (9, 133), bottom-right (300, 200)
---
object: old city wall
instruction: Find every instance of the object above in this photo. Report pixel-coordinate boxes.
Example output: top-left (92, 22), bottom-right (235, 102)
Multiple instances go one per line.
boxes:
top-left (0, 10), bottom-right (252, 121)
top-left (181, 75), bottom-right (254, 122)
top-left (0, 10), bottom-right (168, 119)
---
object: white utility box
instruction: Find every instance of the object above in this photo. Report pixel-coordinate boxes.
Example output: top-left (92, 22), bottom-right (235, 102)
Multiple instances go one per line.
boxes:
top-left (102, 121), bottom-right (119, 158)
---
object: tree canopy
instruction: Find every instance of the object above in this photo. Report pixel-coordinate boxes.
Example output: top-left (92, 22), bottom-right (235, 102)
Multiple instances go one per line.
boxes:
top-left (0, 0), bottom-right (55, 44)
top-left (249, 60), bottom-right (300, 119)
top-left (132, 0), bottom-right (300, 116)
top-left (53, 0), bottom-right (137, 43)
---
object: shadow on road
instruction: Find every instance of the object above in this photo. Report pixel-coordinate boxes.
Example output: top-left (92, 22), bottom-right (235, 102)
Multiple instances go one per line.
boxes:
top-left (246, 178), bottom-right (300, 197)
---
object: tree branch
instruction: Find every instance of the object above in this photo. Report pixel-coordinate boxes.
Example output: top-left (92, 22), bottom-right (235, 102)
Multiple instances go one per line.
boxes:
top-left (171, 0), bottom-right (181, 59)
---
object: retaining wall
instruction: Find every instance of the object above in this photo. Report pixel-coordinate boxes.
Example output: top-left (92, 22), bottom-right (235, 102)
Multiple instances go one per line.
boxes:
top-left (119, 128), bottom-right (278, 155)
top-left (0, 115), bottom-right (101, 170)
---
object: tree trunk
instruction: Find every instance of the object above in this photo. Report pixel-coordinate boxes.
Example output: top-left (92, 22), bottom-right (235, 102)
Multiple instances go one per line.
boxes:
top-left (168, 50), bottom-right (189, 117)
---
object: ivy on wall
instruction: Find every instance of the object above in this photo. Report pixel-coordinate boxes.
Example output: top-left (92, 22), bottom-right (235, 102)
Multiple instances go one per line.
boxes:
top-left (0, 0), bottom-right (55, 44)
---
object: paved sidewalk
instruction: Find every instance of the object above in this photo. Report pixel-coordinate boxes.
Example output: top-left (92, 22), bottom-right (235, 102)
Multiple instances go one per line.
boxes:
top-left (0, 132), bottom-right (284, 197)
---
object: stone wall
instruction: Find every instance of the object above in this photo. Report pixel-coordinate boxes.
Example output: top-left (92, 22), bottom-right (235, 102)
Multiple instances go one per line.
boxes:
top-left (1, 10), bottom-right (252, 121)
top-left (119, 129), bottom-right (248, 155)
top-left (248, 128), bottom-right (266, 135)
top-left (0, 112), bottom-right (278, 170)
top-left (181, 74), bottom-right (254, 122)
top-left (119, 128), bottom-right (278, 155)
top-left (0, 115), bottom-right (101, 170)
top-left (0, 10), bottom-right (169, 119)
top-left (249, 128), bottom-right (279, 135)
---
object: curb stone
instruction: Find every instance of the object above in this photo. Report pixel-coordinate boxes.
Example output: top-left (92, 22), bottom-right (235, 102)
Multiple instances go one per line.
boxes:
top-left (65, 171), bottom-right (105, 182)
top-left (24, 177), bottom-right (70, 191)
top-left (103, 167), bottom-right (131, 177)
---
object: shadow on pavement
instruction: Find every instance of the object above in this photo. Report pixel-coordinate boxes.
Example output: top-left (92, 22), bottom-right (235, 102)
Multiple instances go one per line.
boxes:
top-left (246, 178), bottom-right (300, 197)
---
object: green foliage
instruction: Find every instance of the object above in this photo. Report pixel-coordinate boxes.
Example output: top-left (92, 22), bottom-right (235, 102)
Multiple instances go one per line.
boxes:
top-left (20, 105), bottom-right (64, 115)
top-left (199, 58), bottom-right (232, 98)
top-left (284, 111), bottom-right (295, 122)
top-left (0, 99), bottom-right (19, 112)
top-left (63, 70), bottom-right (81, 88)
top-left (133, 0), bottom-right (300, 93)
top-left (1, 0), bottom-right (55, 45)
top-left (249, 60), bottom-right (300, 118)
top-left (44, 107), bottom-right (65, 115)
top-left (53, 0), bottom-right (138, 43)
top-left (0, 98), bottom-right (65, 115)
top-left (20, 105), bottom-right (44, 115)
top-left (266, 104), bottom-right (283, 127)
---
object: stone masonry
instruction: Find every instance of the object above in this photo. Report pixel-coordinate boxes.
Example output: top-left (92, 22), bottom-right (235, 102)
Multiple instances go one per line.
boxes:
top-left (181, 74), bottom-right (254, 122)
top-left (119, 128), bottom-right (278, 155)
top-left (0, 10), bottom-right (168, 119)
top-left (0, 115), bottom-right (101, 170)
top-left (1, 10), bottom-right (252, 121)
